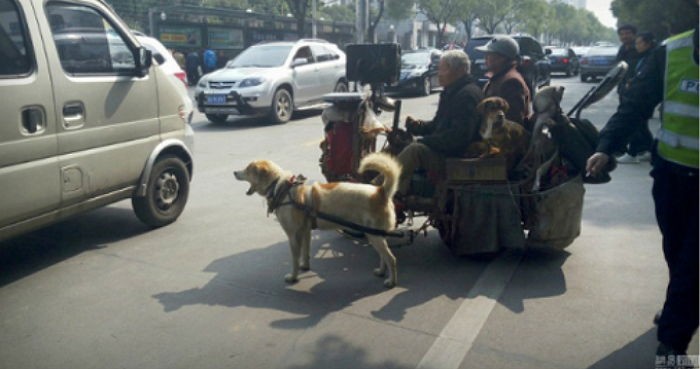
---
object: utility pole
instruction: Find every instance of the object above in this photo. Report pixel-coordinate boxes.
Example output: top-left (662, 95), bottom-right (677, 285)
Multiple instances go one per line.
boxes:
top-left (355, 0), bottom-right (368, 43)
top-left (312, 0), bottom-right (317, 38)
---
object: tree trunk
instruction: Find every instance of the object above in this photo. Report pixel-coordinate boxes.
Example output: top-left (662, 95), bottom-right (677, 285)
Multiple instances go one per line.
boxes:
top-left (463, 19), bottom-right (474, 41)
top-left (367, 0), bottom-right (385, 43)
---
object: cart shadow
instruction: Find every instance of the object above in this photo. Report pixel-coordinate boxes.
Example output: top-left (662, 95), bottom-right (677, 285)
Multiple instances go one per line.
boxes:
top-left (371, 246), bottom-right (570, 321)
top-left (285, 334), bottom-right (412, 369)
top-left (586, 328), bottom-right (658, 369)
top-left (152, 231), bottom-right (569, 330)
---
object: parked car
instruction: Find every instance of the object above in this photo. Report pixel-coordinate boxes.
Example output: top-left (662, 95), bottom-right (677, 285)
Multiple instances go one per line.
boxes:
top-left (195, 39), bottom-right (347, 124)
top-left (385, 48), bottom-right (441, 96)
top-left (579, 46), bottom-right (619, 82)
top-left (546, 47), bottom-right (579, 76)
top-left (1, 0), bottom-right (194, 241)
top-left (464, 34), bottom-right (551, 93)
top-left (133, 31), bottom-right (187, 85)
top-left (571, 46), bottom-right (591, 59)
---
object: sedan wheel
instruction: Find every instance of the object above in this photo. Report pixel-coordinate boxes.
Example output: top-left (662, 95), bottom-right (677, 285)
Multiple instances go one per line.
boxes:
top-left (334, 81), bottom-right (348, 92)
top-left (270, 88), bottom-right (293, 124)
top-left (421, 77), bottom-right (431, 96)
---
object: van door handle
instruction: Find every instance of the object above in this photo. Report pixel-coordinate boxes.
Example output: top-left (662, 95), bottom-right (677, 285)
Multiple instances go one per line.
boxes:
top-left (63, 103), bottom-right (84, 117)
top-left (62, 102), bottom-right (85, 128)
top-left (22, 107), bottom-right (44, 134)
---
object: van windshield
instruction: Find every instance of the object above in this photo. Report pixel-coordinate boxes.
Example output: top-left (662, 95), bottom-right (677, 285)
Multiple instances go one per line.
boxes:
top-left (228, 45), bottom-right (292, 68)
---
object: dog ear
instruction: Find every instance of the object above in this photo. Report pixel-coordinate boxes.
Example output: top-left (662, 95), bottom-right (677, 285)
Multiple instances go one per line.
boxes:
top-left (554, 86), bottom-right (565, 104)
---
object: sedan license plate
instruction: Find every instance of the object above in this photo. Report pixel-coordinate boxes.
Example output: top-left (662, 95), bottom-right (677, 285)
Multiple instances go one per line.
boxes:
top-left (207, 94), bottom-right (227, 105)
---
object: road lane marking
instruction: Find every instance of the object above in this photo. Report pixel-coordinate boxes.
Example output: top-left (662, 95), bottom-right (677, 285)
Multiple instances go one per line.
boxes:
top-left (416, 250), bottom-right (523, 369)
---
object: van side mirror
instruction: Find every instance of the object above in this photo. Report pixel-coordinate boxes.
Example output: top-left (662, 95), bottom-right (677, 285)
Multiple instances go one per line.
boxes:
top-left (545, 48), bottom-right (552, 55)
top-left (135, 47), bottom-right (152, 77)
top-left (291, 58), bottom-right (308, 68)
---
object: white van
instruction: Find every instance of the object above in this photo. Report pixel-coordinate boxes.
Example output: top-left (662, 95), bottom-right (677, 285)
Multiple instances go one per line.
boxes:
top-left (0, 0), bottom-right (194, 241)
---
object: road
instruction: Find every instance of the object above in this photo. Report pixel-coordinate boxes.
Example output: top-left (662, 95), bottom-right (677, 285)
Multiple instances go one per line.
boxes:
top-left (0, 75), bottom-right (697, 369)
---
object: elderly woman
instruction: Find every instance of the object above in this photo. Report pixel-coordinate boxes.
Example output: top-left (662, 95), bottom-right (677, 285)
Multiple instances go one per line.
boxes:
top-left (396, 50), bottom-right (484, 197)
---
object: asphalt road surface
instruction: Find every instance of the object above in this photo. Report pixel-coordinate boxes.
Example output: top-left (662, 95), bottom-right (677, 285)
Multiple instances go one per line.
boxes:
top-left (1, 74), bottom-right (697, 369)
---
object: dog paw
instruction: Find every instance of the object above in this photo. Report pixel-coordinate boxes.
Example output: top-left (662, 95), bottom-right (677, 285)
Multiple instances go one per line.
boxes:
top-left (373, 268), bottom-right (386, 277)
top-left (284, 274), bottom-right (299, 284)
top-left (383, 279), bottom-right (396, 289)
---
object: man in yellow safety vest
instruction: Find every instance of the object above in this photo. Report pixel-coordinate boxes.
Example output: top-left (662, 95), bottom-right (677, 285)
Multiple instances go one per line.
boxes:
top-left (587, 26), bottom-right (699, 357)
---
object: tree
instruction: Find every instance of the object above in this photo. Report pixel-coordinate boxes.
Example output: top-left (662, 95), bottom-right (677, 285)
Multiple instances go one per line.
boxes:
top-left (456, 0), bottom-right (479, 41)
top-left (611, 0), bottom-right (698, 40)
top-left (319, 4), bottom-right (354, 23)
top-left (285, 0), bottom-right (311, 38)
top-left (418, 0), bottom-right (460, 46)
top-left (367, 0), bottom-right (415, 43)
top-left (474, 0), bottom-right (512, 34)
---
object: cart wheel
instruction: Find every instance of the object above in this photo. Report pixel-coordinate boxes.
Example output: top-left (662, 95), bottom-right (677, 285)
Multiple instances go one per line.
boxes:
top-left (435, 218), bottom-right (453, 247)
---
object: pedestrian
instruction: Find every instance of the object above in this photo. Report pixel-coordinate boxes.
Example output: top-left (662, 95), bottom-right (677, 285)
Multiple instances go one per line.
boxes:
top-left (615, 24), bottom-right (640, 96)
top-left (475, 36), bottom-right (531, 128)
top-left (172, 49), bottom-right (185, 70)
top-left (185, 50), bottom-right (200, 86)
top-left (586, 26), bottom-right (699, 358)
top-left (203, 48), bottom-right (217, 74)
top-left (216, 50), bottom-right (227, 69)
top-left (394, 50), bottom-right (483, 200)
top-left (617, 32), bottom-right (657, 164)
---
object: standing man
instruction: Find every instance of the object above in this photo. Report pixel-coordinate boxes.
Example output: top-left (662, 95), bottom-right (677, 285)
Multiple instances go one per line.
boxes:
top-left (396, 50), bottom-right (483, 197)
top-left (618, 32), bottom-right (657, 164)
top-left (203, 48), bottom-right (217, 74)
top-left (586, 27), bottom-right (699, 357)
top-left (475, 36), bottom-right (531, 128)
top-left (615, 24), bottom-right (640, 96)
top-left (185, 50), bottom-right (200, 86)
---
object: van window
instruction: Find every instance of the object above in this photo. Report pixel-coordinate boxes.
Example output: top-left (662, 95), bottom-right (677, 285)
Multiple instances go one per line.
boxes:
top-left (0, 0), bottom-right (33, 76)
top-left (46, 3), bottom-right (135, 75)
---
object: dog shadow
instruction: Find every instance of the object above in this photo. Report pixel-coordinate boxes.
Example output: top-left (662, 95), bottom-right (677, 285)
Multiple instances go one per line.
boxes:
top-left (153, 231), bottom-right (404, 329)
top-left (152, 230), bottom-right (570, 330)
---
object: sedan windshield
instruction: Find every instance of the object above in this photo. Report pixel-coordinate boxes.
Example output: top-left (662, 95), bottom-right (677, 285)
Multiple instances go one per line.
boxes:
top-left (228, 45), bottom-right (292, 68)
top-left (402, 52), bottom-right (430, 65)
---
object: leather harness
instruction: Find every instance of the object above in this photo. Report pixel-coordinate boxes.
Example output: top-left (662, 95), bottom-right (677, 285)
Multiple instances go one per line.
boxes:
top-left (264, 174), bottom-right (404, 238)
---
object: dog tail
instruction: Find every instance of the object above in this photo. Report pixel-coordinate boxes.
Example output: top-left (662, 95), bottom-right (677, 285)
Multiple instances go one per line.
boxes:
top-left (359, 152), bottom-right (401, 199)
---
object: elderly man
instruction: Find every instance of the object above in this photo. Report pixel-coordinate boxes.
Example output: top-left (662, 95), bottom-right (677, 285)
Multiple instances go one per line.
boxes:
top-left (396, 50), bottom-right (483, 197)
top-left (475, 36), bottom-right (531, 127)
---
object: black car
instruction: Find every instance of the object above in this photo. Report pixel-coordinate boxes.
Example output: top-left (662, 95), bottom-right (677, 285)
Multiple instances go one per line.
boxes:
top-left (464, 34), bottom-right (551, 93)
top-left (386, 49), bottom-right (441, 96)
top-left (579, 46), bottom-right (618, 82)
top-left (547, 47), bottom-right (579, 76)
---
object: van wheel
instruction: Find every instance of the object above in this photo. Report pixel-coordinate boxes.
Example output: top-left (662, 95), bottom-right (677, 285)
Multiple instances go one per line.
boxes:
top-left (580, 74), bottom-right (588, 82)
top-left (133, 156), bottom-right (190, 227)
top-left (206, 114), bottom-right (228, 123)
top-left (270, 88), bottom-right (293, 124)
top-left (334, 80), bottom-right (348, 92)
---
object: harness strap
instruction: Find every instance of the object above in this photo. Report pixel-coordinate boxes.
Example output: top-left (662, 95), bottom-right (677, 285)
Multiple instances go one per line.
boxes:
top-left (268, 174), bottom-right (404, 238)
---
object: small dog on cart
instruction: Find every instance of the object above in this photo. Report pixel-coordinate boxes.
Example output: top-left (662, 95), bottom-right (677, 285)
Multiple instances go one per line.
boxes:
top-left (234, 153), bottom-right (402, 288)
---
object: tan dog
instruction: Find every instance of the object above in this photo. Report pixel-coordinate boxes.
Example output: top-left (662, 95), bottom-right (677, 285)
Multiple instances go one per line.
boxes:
top-left (233, 153), bottom-right (401, 288)
top-left (465, 97), bottom-right (530, 172)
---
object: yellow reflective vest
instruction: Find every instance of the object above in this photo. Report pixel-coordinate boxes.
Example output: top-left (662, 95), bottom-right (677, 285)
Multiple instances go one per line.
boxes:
top-left (657, 30), bottom-right (699, 168)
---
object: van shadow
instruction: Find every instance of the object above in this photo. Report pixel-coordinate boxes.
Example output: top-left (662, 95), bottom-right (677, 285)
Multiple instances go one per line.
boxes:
top-left (0, 206), bottom-right (150, 288)
top-left (152, 231), bottom-right (570, 330)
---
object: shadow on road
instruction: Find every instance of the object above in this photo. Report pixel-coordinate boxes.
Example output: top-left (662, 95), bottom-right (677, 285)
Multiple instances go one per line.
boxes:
top-left (193, 109), bottom-right (323, 132)
top-left (586, 328), bottom-right (658, 369)
top-left (153, 230), bottom-right (571, 328)
top-left (285, 334), bottom-right (412, 369)
top-left (0, 206), bottom-right (149, 288)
